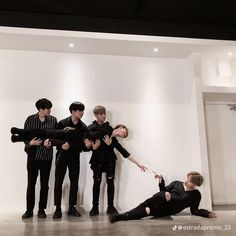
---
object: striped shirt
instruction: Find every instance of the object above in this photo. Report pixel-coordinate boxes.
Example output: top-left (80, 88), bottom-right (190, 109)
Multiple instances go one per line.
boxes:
top-left (24, 113), bottom-right (57, 161)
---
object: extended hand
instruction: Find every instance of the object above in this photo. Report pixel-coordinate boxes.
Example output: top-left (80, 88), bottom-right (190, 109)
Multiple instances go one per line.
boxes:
top-left (208, 212), bottom-right (217, 218)
top-left (137, 164), bottom-right (147, 172)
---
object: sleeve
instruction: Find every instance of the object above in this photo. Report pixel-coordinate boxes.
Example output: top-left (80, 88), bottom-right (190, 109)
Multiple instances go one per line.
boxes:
top-left (190, 192), bottom-right (211, 218)
top-left (112, 138), bottom-right (130, 158)
top-left (23, 117), bottom-right (32, 153)
top-left (159, 178), bottom-right (177, 192)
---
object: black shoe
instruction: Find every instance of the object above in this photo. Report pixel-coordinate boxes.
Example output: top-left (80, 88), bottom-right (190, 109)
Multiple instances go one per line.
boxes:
top-left (89, 206), bottom-right (99, 216)
top-left (38, 209), bottom-right (46, 218)
top-left (11, 127), bottom-right (19, 134)
top-left (22, 210), bottom-right (33, 219)
top-left (11, 135), bottom-right (24, 143)
top-left (106, 206), bottom-right (118, 215)
top-left (53, 209), bottom-right (62, 219)
top-left (109, 213), bottom-right (127, 223)
top-left (67, 206), bottom-right (81, 217)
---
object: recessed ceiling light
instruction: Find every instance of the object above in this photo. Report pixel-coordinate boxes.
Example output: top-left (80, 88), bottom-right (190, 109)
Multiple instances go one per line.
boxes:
top-left (153, 48), bottom-right (159, 52)
top-left (228, 52), bottom-right (233, 56)
top-left (69, 43), bottom-right (74, 48)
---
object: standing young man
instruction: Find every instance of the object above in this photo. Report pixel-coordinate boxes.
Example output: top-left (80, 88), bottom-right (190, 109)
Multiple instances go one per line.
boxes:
top-left (88, 105), bottom-right (146, 216)
top-left (53, 102), bottom-right (91, 219)
top-left (22, 98), bottom-right (57, 219)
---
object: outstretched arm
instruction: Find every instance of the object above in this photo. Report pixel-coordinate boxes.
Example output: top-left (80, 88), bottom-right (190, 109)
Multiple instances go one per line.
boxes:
top-left (127, 155), bottom-right (147, 172)
top-left (190, 193), bottom-right (217, 218)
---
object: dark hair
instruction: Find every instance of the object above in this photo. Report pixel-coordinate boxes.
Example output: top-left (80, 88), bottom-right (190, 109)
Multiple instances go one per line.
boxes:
top-left (69, 102), bottom-right (85, 113)
top-left (93, 105), bottom-right (106, 115)
top-left (187, 171), bottom-right (203, 186)
top-left (114, 124), bottom-right (128, 138)
top-left (35, 98), bottom-right (52, 110)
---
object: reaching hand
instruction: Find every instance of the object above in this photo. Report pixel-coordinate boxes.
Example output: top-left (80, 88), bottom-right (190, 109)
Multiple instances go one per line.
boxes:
top-left (103, 135), bottom-right (112, 146)
top-left (208, 212), bottom-right (217, 218)
top-left (137, 164), bottom-right (147, 172)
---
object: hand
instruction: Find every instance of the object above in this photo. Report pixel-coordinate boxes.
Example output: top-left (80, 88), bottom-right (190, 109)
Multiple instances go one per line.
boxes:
top-left (29, 137), bottom-right (42, 146)
top-left (208, 212), bottom-right (217, 218)
top-left (154, 172), bottom-right (162, 180)
top-left (64, 126), bottom-right (75, 131)
top-left (103, 135), bottom-right (112, 145)
top-left (84, 138), bottom-right (92, 149)
top-left (137, 164), bottom-right (147, 172)
top-left (165, 192), bottom-right (171, 202)
top-left (44, 139), bottom-right (52, 148)
top-left (92, 139), bottom-right (101, 150)
top-left (62, 142), bottom-right (70, 150)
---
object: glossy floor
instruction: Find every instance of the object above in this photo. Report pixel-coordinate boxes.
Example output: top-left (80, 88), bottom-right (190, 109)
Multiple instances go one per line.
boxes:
top-left (0, 208), bottom-right (235, 236)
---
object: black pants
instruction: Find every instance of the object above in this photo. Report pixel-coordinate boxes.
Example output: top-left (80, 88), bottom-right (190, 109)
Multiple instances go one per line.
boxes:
top-left (54, 150), bottom-right (80, 208)
top-left (138, 191), bottom-right (172, 217)
top-left (26, 154), bottom-right (52, 211)
top-left (91, 162), bottom-right (116, 207)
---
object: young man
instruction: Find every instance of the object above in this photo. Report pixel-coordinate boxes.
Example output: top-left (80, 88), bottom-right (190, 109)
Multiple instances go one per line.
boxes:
top-left (22, 98), bottom-right (57, 219)
top-left (53, 102), bottom-right (91, 219)
top-left (88, 105), bottom-right (146, 216)
top-left (109, 171), bottom-right (217, 223)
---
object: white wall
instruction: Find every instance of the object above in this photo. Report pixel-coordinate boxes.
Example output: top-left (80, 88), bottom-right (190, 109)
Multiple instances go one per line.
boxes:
top-left (205, 103), bottom-right (236, 204)
top-left (0, 49), bottom-right (211, 213)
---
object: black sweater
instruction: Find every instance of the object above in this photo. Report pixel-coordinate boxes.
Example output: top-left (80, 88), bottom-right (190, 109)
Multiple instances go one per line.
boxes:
top-left (88, 121), bottom-right (130, 164)
top-left (158, 178), bottom-right (211, 218)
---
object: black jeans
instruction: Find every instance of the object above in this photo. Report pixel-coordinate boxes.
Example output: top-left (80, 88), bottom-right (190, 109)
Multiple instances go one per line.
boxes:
top-left (26, 153), bottom-right (52, 211)
top-left (54, 150), bottom-right (80, 207)
top-left (91, 162), bottom-right (116, 207)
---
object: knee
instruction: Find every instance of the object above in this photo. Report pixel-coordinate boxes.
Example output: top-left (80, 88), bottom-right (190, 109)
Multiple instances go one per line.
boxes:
top-left (165, 192), bottom-right (171, 202)
top-left (145, 207), bottom-right (151, 215)
top-left (107, 174), bottom-right (114, 183)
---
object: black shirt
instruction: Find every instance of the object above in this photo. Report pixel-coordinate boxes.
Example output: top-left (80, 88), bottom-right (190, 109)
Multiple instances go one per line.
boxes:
top-left (159, 178), bottom-right (210, 217)
top-left (57, 116), bottom-right (89, 154)
top-left (24, 113), bottom-right (57, 161)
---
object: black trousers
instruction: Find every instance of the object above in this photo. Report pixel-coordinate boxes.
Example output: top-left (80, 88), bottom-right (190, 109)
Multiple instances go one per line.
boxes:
top-left (54, 151), bottom-right (80, 208)
top-left (26, 153), bottom-right (52, 211)
top-left (138, 191), bottom-right (172, 217)
top-left (91, 162), bottom-right (116, 207)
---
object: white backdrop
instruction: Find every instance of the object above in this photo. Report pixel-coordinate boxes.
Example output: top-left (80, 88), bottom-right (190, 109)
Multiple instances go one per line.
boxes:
top-left (0, 49), bottom-right (211, 213)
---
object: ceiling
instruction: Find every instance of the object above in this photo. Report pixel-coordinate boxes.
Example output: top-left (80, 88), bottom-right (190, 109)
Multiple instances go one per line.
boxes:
top-left (1, 0), bottom-right (236, 40)
top-left (1, 26), bottom-right (236, 59)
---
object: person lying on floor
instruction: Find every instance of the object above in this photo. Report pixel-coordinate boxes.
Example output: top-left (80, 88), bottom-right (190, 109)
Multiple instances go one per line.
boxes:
top-left (109, 171), bottom-right (216, 223)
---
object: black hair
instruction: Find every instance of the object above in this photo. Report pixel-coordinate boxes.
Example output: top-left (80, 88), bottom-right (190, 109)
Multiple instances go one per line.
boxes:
top-left (35, 98), bottom-right (52, 110)
top-left (69, 102), bottom-right (85, 113)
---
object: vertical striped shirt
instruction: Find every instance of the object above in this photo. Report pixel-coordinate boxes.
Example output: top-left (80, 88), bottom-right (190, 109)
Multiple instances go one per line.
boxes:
top-left (24, 113), bottom-right (57, 161)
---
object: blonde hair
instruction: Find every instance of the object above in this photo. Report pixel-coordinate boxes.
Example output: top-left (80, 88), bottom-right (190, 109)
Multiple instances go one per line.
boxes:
top-left (93, 105), bottom-right (106, 115)
top-left (187, 171), bottom-right (203, 186)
